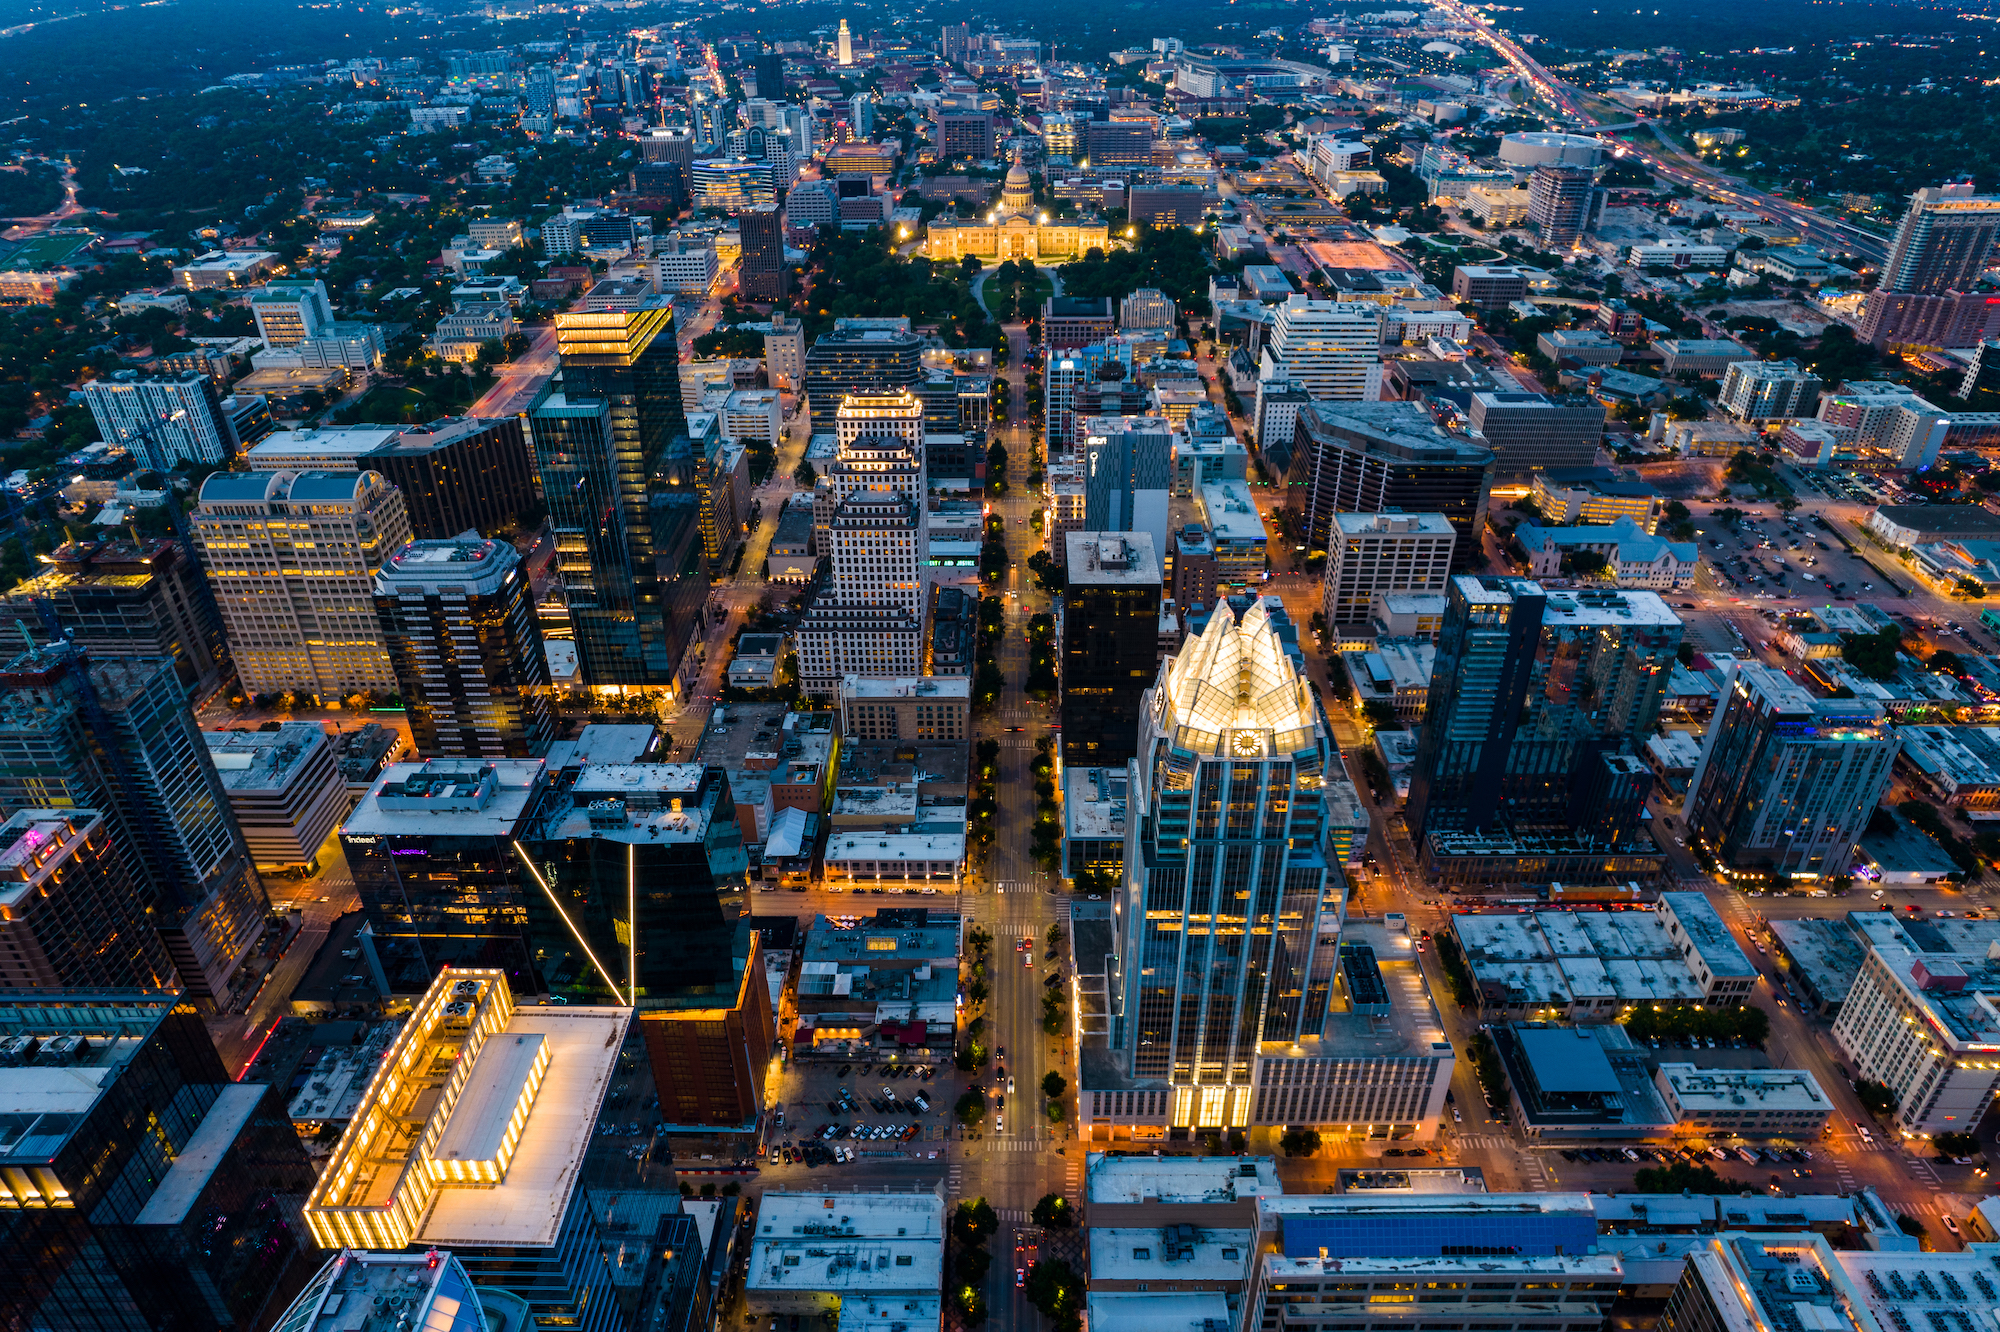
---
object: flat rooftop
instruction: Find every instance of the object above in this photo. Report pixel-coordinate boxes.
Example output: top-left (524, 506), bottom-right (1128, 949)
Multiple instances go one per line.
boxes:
top-left (840, 677), bottom-right (971, 700)
top-left (1066, 531), bottom-right (1162, 585)
top-left (1655, 1063), bottom-right (1830, 1112)
top-left (1087, 1292), bottom-right (1232, 1332)
top-left (1063, 766), bottom-right (1128, 841)
top-left (204, 723), bottom-right (329, 792)
top-left (245, 426), bottom-right (401, 468)
top-left (417, 1005), bottom-right (628, 1249)
top-left (748, 1191), bottom-right (945, 1295)
top-left (544, 724), bottom-right (659, 770)
top-left (343, 759), bottom-right (545, 838)
top-left (1199, 481), bottom-right (1268, 544)
top-left (1086, 1154), bottom-right (1282, 1206)
top-left (1090, 1227), bottom-right (1252, 1283)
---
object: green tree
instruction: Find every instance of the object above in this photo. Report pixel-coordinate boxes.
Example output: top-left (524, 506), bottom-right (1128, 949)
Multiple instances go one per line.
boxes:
top-left (1024, 1259), bottom-right (1085, 1332)
top-left (955, 1089), bottom-right (990, 1129)
top-left (1031, 1193), bottom-right (1076, 1228)
top-left (794, 459), bottom-right (818, 488)
top-left (1633, 1161), bottom-right (1726, 1193)
top-left (951, 1197), bottom-right (999, 1247)
top-left (1842, 626), bottom-right (1905, 681)
top-left (1281, 1127), bottom-right (1323, 1157)
top-left (1042, 1071), bottom-right (1067, 1099)
top-left (1935, 1131), bottom-right (1979, 1158)
top-left (1854, 1079), bottom-right (1896, 1117)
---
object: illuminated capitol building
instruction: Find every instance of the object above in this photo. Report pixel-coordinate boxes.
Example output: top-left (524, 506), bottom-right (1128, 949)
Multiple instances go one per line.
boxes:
top-left (922, 149), bottom-right (1113, 263)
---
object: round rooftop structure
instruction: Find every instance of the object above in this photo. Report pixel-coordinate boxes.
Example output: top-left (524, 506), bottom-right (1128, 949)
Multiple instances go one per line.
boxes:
top-left (1498, 131), bottom-right (1607, 169)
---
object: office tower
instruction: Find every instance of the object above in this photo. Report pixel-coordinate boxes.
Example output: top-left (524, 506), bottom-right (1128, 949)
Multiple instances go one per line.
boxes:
top-left (1045, 353), bottom-right (1088, 450)
top-left (638, 930), bottom-right (775, 1133)
top-left (249, 277), bottom-right (332, 346)
top-left (837, 17), bottom-right (853, 64)
top-left (1084, 416), bottom-right (1174, 563)
top-left (1084, 118), bottom-right (1154, 166)
top-left (1287, 402), bottom-right (1495, 567)
top-left (691, 158), bottom-right (777, 210)
top-left (1322, 512), bottom-right (1456, 626)
top-left (193, 470), bottom-right (411, 698)
top-left (361, 415), bottom-right (537, 540)
top-left (519, 762), bottom-right (749, 1003)
top-left (343, 758), bottom-right (547, 991)
top-left (205, 723), bottom-right (347, 874)
top-left (795, 407), bottom-right (928, 696)
top-left (640, 126), bottom-right (696, 166)
top-left (0, 537), bottom-right (229, 697)
top-left (524, 63), bottom-right (556, 135)
top-left (1259, 296), bottom-right (1382, 402)
top-left (1120, 287), bottom-right (1176, 331)
top-left (535, 299), bottom-right (702, 691)
top-left (1465, 389), bottom-right (1605, 478)
top-left (738, 201), bottom-right (789, 300)
top-left (851, 91), bottom-right (875, 138)
top-left (765, 311), bottom-right (806, 391)
top-left (803, 320), bottom-right (925, 433)
top-left (937, 112), bottom-right (998, 159)
top-left (304, 970), bottom-right (633, 1332)
top-left (1527, 164), bottom-right (1595, 247)
top-left (1407, 576), bottom-right (1680, 844)
top-left (82, 368), bottom-right (236, 469)
top-left (0, 644), bottom-right (269, 1003)
top-left (941, 21), bottom-right (970, 58)
top-left (1045, 297), bottom-right (1117, 351)
top-left (835, 387), bottom-right (924, 447)
top-left (1172, 523), bottom-right (1218, 610)
top-left (276, 1251), bottom-right (507, 1332)
top-left (1717, 358), bottom-right (1821, 422)
top-left (1685, 661), bottom-right (1898, 882)
top-left (1116, 600), bottom-right (1342, 1129)
top-left (753, 49), bottom-right (785, 98)
top-left (1253, 378), bottom-right (1313, 476)
top-left (1060, 532), bottom-right (1161, 769)
top-left (0, 993), bottom-right (317, 1332)
top-left (0, 807), bottom-right (179, 990)
top-left (1860, 183), bottom-right (2000, 348)
top-left (374, 537), bottom-right (554, 761)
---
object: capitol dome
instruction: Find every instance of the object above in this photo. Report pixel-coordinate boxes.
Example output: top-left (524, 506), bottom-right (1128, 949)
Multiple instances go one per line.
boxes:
top-left (1000, 147), bottom-right (1034, 215)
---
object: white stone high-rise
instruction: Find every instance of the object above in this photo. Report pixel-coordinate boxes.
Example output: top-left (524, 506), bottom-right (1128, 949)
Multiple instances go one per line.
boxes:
top-left (837, 17), bottom-right (854, 65)
top-left (1259, 295), bottom-right (1383, 403)
top-left (794, 393), bottom-right (930, 697)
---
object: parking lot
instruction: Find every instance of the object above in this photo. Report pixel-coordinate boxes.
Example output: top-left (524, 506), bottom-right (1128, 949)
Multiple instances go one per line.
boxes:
top-left (1694, 507), bottom-right (1887, 600)
top-left (768, 1058), bottom-right (955, 1170)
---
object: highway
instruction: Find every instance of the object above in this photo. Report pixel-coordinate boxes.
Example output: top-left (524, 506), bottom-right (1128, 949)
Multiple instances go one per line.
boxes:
top-left (1430, 0), bottom-right (1889, 266)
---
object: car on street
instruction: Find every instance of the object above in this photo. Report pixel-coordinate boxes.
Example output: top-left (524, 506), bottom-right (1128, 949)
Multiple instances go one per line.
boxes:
top-left (1946, 1217), bottom-right (1962, 1237)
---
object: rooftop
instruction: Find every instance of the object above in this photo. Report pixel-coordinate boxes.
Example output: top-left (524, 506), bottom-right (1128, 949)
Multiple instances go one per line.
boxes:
top-left (1066, 531), bottom-right (1163, 585)
top-left (343, 760), bottom-right (546, 838)
top-left (747, 1191), bottom-right (944, 1295)
top-left (1064, 766), bottom-right (1128, 841)
top-left (839, 677), bottom-right (972, 700)
top-left (204, 724), bottom-right (332, 792)
top-left (544, 724), bottom-right (659, 771)
top-left (245, 426), bottom-right (401, 469)
top-left (270, 1250), bottom-right (498, 1332)
top-left (1334, 511), bottom-right (1455, 537)
top-left (1661, 891), bottom-right (1758, 978)
top-left (0, 994), bottom-right (181, 1168)
top-left (1090, 1227), bottom-right (1253, 1282)
top-left (1198, 481), bottom-right (1269, 543)
top-left (1086, 1293), bottom-right (1233, 1332)
top-left (304, 970), bottom-right (630, 1251)
top-left (1655, 1063), bottom-right (1830, 1112)
top-left (1086, 1154), bottom-right (1283, 1206)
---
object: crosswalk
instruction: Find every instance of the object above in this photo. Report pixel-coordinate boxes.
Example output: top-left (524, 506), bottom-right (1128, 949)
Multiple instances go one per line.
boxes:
top-left (987, 1137), bottom-right (1044, 1152)
top-left (947, 1161), bottom-right (965, 1197)
top-left (995, 880), bottom-right (1034, 894)
top-left (1903, 1153), bottom-right (1942, 1185)
top-left (1064, 1153), bottom-right (1083, 1197)
top-left (1456, 1134), bottom-right (1514, 1151)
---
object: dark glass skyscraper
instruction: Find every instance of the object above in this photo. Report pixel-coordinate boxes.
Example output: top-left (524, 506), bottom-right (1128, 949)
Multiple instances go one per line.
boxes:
top-left (373, 536), bottom-right (554, 760)
top-left (1408, 576), bottom-right (1682, 845)
top-left (1061, 531), bottom-right (1162, 769)
top-left (529, 301), bottom-right (705, 689)
top-left (0, 991), bottom-right (317, 1332)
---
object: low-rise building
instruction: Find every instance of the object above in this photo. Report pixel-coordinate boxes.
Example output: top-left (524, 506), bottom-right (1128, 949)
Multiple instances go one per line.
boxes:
top-left (744, 1192), bottom-right (943, 1322)
top-left (1651, 1064), bottom-right (1834, 1137)
top-left (1370, 591), bottom-right (1446, 641)
top-left (1450, 264), bottom-right (1529, 308)
top-left (1196, 480), bottom-right (1269, 587)
top-left (1341, 638), bottom-right (1435, 723)
top-left (1063, 765), bottom-right (1127, 883)
top-left (1530, 466), bottom-right (1661, 528)
top-left (1513, 517), bottom-right (1697, 588)
top-left (1538, 328), bottom-right (1622, 366)
top-left (1322, 511), bottom-right (1455, 626)
top-left (1655, 338), bottom-right (1749, 377)
top-left (836, 676), bottom-right (970, 743)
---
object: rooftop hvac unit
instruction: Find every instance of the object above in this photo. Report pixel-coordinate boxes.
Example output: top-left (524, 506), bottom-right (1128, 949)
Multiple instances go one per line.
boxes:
top-left (36, 1034), bottom-right (90, 1065)
top-left (452, 980), bottom-right (481, 997)
top-left (0, 1035), bottom-right (39, 1067)
top-left (442, 1002), bottom-right (472, 1019)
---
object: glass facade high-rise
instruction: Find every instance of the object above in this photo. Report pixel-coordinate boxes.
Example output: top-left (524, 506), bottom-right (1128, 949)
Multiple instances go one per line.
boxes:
top-left (529, 300), bottom-right (704, 690)
top-left (374, 536), bottom-right (554, 760)
top-left (1685, 661), bottom-right (1899, 881)
top-left (1119, 600), bottom-right (1339, 1126)
top-left (0, 644), bottom-right (269, 1005)
top-left (1061, 531), bottom-right (1162, 770)
top-left (0, 991), bottom-right (316, 1332)
top-left (1409, 576), bottom-right (1682, 845)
